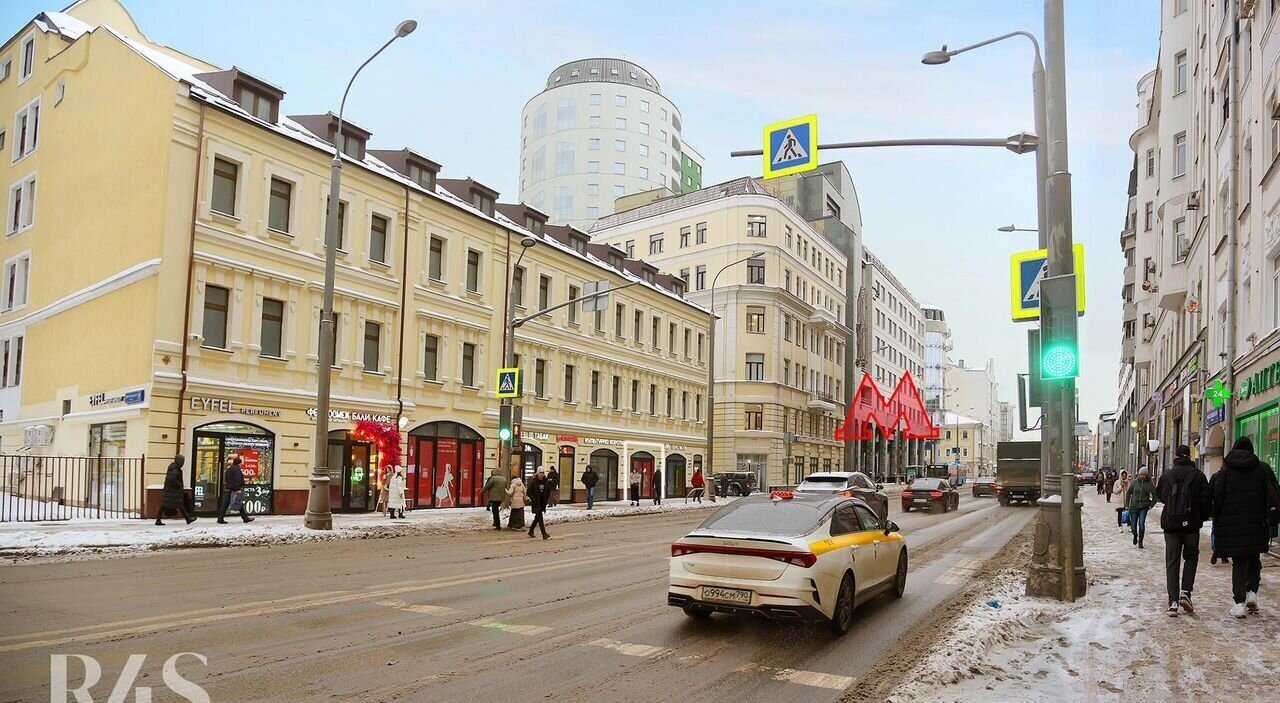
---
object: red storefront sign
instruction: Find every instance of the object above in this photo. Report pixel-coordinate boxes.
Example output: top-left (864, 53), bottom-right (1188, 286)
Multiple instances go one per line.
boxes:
top-left (238, 449), bottom-right (261, 481)
top-left (556, 435), bottom-right (579, 444)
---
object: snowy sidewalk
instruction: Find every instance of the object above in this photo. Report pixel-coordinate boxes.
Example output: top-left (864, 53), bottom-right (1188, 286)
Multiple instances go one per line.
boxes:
top-left (0, 497), bottom-right (727, 563)
top-left (886, 489), bottom-right (1280, 702)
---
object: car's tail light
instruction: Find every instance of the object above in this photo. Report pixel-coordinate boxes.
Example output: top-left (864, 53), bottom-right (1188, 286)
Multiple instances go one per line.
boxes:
top-left (671, 543), bottom-right (817, 568)
top-left (996, 486), bottom-right (1004, 493)
top-left (930, 491), bottom-right (944, 498)
top-left (901, 491), bottom-right (913, 498)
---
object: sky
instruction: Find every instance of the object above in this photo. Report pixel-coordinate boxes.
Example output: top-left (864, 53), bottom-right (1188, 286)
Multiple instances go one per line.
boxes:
top-left (6, 0), bottom-right (1160, 434)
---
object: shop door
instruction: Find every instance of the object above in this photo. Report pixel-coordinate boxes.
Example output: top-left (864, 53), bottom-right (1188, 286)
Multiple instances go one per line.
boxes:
top-left (631, 453), bottom-right (655, 499)
top-left (193, 435), bottom-right (222, 514)
top-left (666, 455), bottom-right (687, 498)
top-left (590, 450), bottom-right (619, 501)
top-left (558, 447), bottom-right (576, 503)
top-left (347, 444), bottom-right (373, 512)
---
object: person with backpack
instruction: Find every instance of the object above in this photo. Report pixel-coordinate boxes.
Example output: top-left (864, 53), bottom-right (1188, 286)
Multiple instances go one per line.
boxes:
top-left (1156, 445), bottom-right (1211, 616)
top-left (1125, 467), bottom-right (1157, 549)
top-left (1212, 436), bottom-right (1280, 618)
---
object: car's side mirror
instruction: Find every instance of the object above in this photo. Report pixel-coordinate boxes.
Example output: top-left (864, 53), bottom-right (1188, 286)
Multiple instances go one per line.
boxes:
top-left (884, 520), bottom-right (900, 534)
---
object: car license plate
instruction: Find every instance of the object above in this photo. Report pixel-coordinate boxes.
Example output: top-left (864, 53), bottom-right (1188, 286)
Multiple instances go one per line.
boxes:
top-left (914, 498), bottom-right (929, 504)
top-left (702, 586), bottom-right (752, 604)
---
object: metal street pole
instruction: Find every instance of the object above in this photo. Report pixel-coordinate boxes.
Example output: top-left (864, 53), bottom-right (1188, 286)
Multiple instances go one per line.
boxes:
top-left (706, 252), bottom-right (765, 501)
top-left (306, 19), bottom-right (417, 530)
top-left (498, 237), bottom-right (537, 489)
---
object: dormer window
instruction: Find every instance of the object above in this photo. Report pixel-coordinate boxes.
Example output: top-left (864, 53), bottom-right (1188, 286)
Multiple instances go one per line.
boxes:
top-left (235, 85), bottom-right (277, 122)
top-left (571, 237), bottom-right (587, 255)
top-left (472, 192), bottom-right (494, 217)
top-left (339, 132), bottom-right (363, 159)
top-left (608, 253), bottom-right (623, 269)
top-left (643, 270), bottom-right (655, 284)
top-left (524, 215), bottom-right (543, 235)
top-left (408, 163), bottom-right (434, 190)
top-left (197, 69), bottom-right (285, 124)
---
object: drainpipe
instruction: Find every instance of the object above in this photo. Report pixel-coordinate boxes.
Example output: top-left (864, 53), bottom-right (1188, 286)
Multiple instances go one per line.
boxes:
top-left (1224, 0), bottom-right (1240, 445)
top-left (395, 185), bottom-right (410, 462)
top-left (175, 103), bottom-right (207, 458)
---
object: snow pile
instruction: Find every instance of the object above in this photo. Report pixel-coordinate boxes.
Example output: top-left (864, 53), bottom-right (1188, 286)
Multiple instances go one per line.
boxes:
top-left (886, 494), bottom-right (1280, 702)
top-left (2, 492), bottom-right (138, 522)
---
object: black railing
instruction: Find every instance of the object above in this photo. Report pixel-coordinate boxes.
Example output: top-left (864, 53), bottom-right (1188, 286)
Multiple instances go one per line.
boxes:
top-left (1, 455), bottom-right (146, 522)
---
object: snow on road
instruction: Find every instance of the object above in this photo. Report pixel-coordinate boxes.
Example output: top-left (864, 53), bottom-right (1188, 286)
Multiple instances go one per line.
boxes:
top-left (887, 491), bottom-right (1280, 702)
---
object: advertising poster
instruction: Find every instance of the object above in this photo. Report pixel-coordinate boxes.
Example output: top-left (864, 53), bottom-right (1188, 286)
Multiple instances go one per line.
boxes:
top-left (435, 438), bottom-right (458, 508)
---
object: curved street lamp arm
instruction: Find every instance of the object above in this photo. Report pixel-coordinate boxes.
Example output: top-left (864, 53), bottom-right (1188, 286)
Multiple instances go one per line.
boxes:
top-left (334, 35), bottom-right (400, 159)
top-left (946, 30), bottom-right (1042, 68)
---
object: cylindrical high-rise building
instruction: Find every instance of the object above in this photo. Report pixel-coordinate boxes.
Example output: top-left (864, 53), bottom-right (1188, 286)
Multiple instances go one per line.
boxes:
top-left (518, 58), bottom-right (703, 229)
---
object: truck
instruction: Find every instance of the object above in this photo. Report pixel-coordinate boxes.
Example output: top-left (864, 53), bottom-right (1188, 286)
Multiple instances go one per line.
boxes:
top-left (995, 441), bottom-right (1041, 505)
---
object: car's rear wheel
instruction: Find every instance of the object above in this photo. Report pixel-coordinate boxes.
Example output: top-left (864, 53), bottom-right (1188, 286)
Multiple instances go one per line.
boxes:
top-left (893, 552), bottom-right (907, 598)
top-left (829, 573), bottom-right (855, 636)
top-left (902, 505), bottom-right (912, 513)
top-left (683, 605), bottom-right (711, 619)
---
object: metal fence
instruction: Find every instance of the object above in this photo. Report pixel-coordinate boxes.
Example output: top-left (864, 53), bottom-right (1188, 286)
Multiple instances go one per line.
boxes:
top-left (1, 455), bottom-right (146, 522)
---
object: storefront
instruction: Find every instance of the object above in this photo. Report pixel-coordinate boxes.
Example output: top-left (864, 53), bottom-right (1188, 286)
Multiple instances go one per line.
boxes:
top-left (409, 421), bottom-right (484, 508)
top-left (664, 452), bottom-right (687, 498)
top-left (1233, 350), bottom-right (1280, 482)
top-left (587, 448), bottom-right (619, 502)
top-left (326, 429), bottom-right (377, 513)
top-left (556, 444), bottom-right (576, 503)
top-left (191, 421), bottom-right (276, 516)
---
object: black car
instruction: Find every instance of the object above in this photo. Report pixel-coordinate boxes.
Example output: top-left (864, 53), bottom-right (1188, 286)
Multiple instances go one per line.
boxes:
top-left (1076, 471), bottom-right (1097, 486)
top-left (901, 478), bottom-right (960, 512)
top-left (712, 472), bottom-right (757, 497)
top-left (971, 476), bottom-right (997, 498)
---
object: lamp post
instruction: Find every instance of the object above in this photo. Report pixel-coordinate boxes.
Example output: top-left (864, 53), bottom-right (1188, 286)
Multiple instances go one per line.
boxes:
top-left (305, 19), bottom-right (417, 531)
top-left (997, 225), bottom-right (1038, 233)
top-left (499, 236), bottom-right (538, 485)
top-left (706, 251), bottom-right (765, 500)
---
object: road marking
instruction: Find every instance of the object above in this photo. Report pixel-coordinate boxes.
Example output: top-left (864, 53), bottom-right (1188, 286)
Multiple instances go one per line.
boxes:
top-left (0, 552), bottom-right (625, 653)
top-left (493, 531), bottom-right (582, 544)
top-left (468, 619), bottom-right (553, 636)
top-left (735, 663), bottom-right (854, 690)
top-left (377, 598), bottom-right (457, 616)
top-left (934, 557), bottom-right (985, 585)
top-left (586, 637), bottom-right (671, 658)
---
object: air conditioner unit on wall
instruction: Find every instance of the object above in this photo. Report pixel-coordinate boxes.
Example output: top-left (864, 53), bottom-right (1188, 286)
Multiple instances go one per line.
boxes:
top-left (1186, 191), bottom-right (1200, 210)
top-left (1241, 0), bottom-right (1256, 18)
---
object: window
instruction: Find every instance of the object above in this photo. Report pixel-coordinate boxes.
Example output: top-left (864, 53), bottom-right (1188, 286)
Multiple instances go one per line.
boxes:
top-left (639, 144), bottom-right (649, 157)
top-left (0, 252), bottom-right (28, 314)
top-left (679, 226), bottom-right (691, 248)
top-left (666, 388), bottom-right (673, 416)
top-left (1145, 148), bottom-right (1155, 178)
top-left (1144, 201), bottom-right (1153, 231)
top-left (695, 265), bottom-right (706, 290)
top-left (650, 384), bottom-right (658, 415)
top-left (12, 100), bottom-right (39, 161)
top-left (428, 237), bottom-right (444, 281)
top-left (746, 306), bottom-right (765, 333)
top-left (614, 303), bottom-right (625, 337)
top-left (615, 118), bottom-right (627, 130)
top-left (614, 184), bottom-right (625, 198)
top-left (338, 132), bottom-right (362, 159)
top-left (651, 315), bottom-right (660, 347)
top-left (1174, 51), bottom-right (1187, 94)
top-left (587, 160), bottom-right (600, 173)
top-left (746, 353), bottom-right (765, 380)
top-left (1272, 254), bottom-right (1280, 330)
top-left (693, 222), bottom-right (707, 245)
top-left (462, 343), bottom-right (476, 386)
top-left (532, 358), bottom-right (546, 398)
top-left (264, 177), bottom-right (292, 233)
top-left (369, 214), bottom-right (389, 264)
top-left (324, 200), bottom-right (347, 250)
top-left (0, 60), bottom-right (8, 83)
top-left (408, 163), bottom-right (434, 190)
top-left (211, 157), bottom-right (238, 216)
top-left (590, 93), bottom-right (602, 106)
top-left (747, 258), bottom-right (765, 285)
top-left (7, 175), bottom-right (35, 234)
top-left (1173, 218), bottom-right (1187, 260)
top-left (424, 335), bottom-right (439, 381)
top-left (669, 322), bottom-right (677, 352)
top-left (19, 34), bottom-right (34, 81)
top-left (585, 183), bottom-right (600, 197)
top-left (649, 233), bottom-right (664, 255)
top-left (202, 285), bottom-right (229, 349)
top-left (567, 285), bottom-right (579, 324)
top-left (472, 192), bottom-right (494, 217)
top-left (556, 97), bottom-right (576, 130)
top-left (1175, 0), bottom-right (1187, 13)
top-left (536, 275), bottom-right (550, 311)
top-left (588, 138), bottom-right (600, 151)
top-left (591, 371), bottom-right (601, 406)
top-left (259, 297), bottom-right (284, 358)
top-left (362, 321), bottom-right (381, 372)
top-left (639, 166), bottom-right (649, 179)
top-left (236, 86), bottom-right (275, 122)
top-left (1174, 132), bottom-right (1187, 176)
top-left (697, 332), bottom-right (705, 362)
top-left (615, 95), bottom-right (627, 107)
top-left (555, 142), bottom-right (574, 176)
top-left (747, 214), bottom-right (767, 237)
top-left (639, 122), bottom-right (650, 135)
top-left (745, 404), bottom-right (764, 430)
top-left (588, 115), bottom-right (601, 128)
top-left (1, 335), bottom-right (22, 387)
top-left (564, 364), bottom-right (576, 401)
top-left (613, 162), bottom-right (625, 175)
top-left (466, 250), bottom-right (481, 292)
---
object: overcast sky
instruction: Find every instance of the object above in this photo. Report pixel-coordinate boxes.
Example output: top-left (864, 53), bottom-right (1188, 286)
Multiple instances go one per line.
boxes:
top-left (9, 1), bottom-right (1159, 432)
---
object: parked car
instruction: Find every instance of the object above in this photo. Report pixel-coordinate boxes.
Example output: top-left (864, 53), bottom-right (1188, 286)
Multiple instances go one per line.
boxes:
top-left (794, 471), bottom-right (889, 520)
top-left (901, 478), bottom-right (960, 513)
top-left (971, 476), bottom-right (998, 498)
top-left (712, 472), bottom-right (757, 497)
top-left (669, 491), bottom-right (907, 635)
top-left (1076, 471), bottom-right (1097, 486)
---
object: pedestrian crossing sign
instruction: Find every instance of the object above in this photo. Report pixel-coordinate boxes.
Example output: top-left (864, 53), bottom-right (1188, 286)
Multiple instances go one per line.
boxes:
top-left (496, 368), bottom-right (521, 399)
top-left (1010, 244), bottom-right (1087, 322)
top-left (762, 114), bottom-right (818, 179)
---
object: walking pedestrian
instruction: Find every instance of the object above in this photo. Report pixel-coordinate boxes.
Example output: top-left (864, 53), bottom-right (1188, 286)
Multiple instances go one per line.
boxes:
top-left (652, 470), bottom-right (663, 506)
top-left (1125, 467), bottom-right (1157, 549)
top-left (216, 457), bottom-right (254, 524)
top-left (1117, 469), bottom-right (1132, 529)
top-left (1104, 470), bottom-right (1117, 503)
top-left (506, 471), bottom-right (527, 531)
top-left (156, 455), bottom-right (197, 526)
top-left (691, 468), bottom-right (705, 503)
top-left (546, 466), bottom-right (561, 508)
top-left (481, 468), bottom-right (508, 530)
top-left (581, 466), bottom-right (599, 509)
top-left (1208, 468), bottom-right (1229, 566)
top-left (527, 468), bottom-right (551, 540)
top-left (1157, 445), bottom-right (1211, 616)
top-left (1212, 436), bottom-right (1280, 618)
top-left (629, 468), bottom-right (642, 506)
top-left (386, 466), bottom-right (407, 520)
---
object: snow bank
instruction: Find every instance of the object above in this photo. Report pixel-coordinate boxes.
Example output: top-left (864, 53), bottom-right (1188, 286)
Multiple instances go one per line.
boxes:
top-left (1, 492), bottom-right (138, 522)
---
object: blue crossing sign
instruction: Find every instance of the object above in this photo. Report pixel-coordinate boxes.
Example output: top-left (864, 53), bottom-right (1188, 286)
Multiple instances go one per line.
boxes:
top-left (1010, 244), bottom-right (1087, 322)
top-left (762, 115), bottom-right (818, 179)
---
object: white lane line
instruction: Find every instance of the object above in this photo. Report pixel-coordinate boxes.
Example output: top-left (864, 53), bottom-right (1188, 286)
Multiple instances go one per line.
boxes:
top-left (586, 637), bottom-right (671, 658)
top-left (377, 599), bottom-right (457, 616)
top-left (468, 619), bottom-right (554, 636)
top-left (935, 557), bottom-right (984, 585)
top-left (735, 663), bottom-right (854, 691)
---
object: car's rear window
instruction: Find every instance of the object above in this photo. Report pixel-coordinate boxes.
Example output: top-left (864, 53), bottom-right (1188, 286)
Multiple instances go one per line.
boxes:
top-left (909, 479), bottom-right (943, 490)
top-left (974, 477), bottom-right (996, 484)
top-left (695, 498), bottom-right (824, 536)
top-left (801, 476), bottom-right (846, 484)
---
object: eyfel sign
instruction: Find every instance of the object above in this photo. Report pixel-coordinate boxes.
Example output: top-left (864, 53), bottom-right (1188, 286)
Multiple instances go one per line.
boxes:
top-left (835, 372), bottom-right (940, 442)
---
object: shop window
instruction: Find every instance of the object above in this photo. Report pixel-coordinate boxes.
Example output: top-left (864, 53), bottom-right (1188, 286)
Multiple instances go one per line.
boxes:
top-left (192, 422), bottom-right (275, 516)
top-left (202, 285), bottom-right (229, 349)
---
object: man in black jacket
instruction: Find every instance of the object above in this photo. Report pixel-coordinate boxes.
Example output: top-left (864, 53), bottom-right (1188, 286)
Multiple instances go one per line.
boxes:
top-left (526, 468), bottom-right (551, 540)
top-left (217, 457), bottom-right (255, 524)
top-left (1213, 436), bottom-right (1280, 618)
top-left (1156, 445), bottom-right (1211, 616)
top-left (581, 467), bottom-right (599, 510)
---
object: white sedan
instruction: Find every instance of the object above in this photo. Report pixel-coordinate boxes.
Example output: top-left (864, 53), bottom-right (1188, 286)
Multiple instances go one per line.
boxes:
top-left (668, 491), bottom-right (907, 635)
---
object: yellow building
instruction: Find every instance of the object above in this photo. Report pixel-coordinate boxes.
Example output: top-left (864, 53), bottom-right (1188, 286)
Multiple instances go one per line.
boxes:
top-left (0, 0), bottom-right (706, 516)
top-left (937, 412), bottom-right (991, 477)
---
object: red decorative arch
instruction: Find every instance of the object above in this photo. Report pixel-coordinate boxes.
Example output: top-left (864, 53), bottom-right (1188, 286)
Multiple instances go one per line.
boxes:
top-left (835, 371), bottom-right (940, 441)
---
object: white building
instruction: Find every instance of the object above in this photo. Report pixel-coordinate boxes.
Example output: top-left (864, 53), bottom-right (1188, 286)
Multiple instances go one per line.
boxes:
top-left (999, 401), bottom-right (1016, 442)
top-left (518, 58), bottom-right (704, 229)
top-left (922, 305), bottom-right (952, 421)
top-left (943, 359), bottom-right (1000, 470)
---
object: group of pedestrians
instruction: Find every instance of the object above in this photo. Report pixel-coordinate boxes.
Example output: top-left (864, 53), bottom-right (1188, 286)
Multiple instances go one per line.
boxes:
top-left (155, 454), bottom-right (256, 526)
top-left (480, 467), bottom-right (554, 539)
top-left (1115, 440), bottom-right (1280, 619)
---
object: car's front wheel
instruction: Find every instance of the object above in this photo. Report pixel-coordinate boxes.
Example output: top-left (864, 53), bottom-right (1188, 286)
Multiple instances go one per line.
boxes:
top-left (892, 552), bottom-right (907, 598)
top-left (829, 573), bottom-right (855, 636)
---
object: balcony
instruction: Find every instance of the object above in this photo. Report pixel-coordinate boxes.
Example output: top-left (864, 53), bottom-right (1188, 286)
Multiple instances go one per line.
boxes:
top-left (1123, 300), bottom-right (1137, 324)
top-left (1122, 335), bottom-right (1135, 361)
top-left (809, 306), bottom-right (840, 329)
top-left (807, 391), bottom-right (839, 413)
top-left (1157, 263), bottom-right (1187, 312)
top-left (1123, 265), bottom-right (1135, 287)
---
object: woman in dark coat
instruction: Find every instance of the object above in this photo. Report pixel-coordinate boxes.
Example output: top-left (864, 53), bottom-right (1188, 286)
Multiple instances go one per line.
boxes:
top-left (1213, 436), bottom-right (1280, 617)
top-left (156, 455), bottom-right (196, 526)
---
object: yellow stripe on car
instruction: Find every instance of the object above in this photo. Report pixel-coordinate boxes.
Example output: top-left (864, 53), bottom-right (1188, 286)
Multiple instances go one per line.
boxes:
top-left (809, 532), bottom-right (880, 556)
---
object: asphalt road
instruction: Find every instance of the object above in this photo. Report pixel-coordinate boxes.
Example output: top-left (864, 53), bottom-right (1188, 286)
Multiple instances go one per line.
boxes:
top-left (0, 495), bottom-right (1035, 703)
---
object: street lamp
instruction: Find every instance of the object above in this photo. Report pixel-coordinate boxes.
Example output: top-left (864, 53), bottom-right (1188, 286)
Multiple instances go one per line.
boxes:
top-left (498, 236), bottom-right (538, 484)
top-left (924, 31), bottom-right (1047, 248)
top-left (705, 251), bottom-right (766, 500)
top-left (997, 225), bottom-right (1038, 233)
top-left (305, 19), bottom-right (417, 531)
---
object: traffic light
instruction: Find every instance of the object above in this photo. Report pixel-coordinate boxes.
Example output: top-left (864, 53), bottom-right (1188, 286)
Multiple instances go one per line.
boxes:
top-left (499, 404), bottom-right (513, 442)
top-left (1039, 274), bottom-right (1079, 381)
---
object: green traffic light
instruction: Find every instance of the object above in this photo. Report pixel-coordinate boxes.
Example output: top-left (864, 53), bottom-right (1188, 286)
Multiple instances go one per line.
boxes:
top-left (498, 427), bottom-right (512, 441)
top-left (1042, 344), bottom-right (1078, 379)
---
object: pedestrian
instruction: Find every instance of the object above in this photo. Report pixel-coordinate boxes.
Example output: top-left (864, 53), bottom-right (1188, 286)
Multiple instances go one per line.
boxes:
top-left (1105, 470), bottom-right (1118, 503)
top-left (1208, 468), bottom-right (1229, 566)
top-left (526, 468), bottom-right (551, 540)
top-left (217, 457), bottom-right (254, 524)
top-left (1116, 470), bottom-right (1132, 529)
top-left (546, 466), bottom-right (560, 508)
top-left (1156, 445), bottom-right (1211, 616)
top-left (506, 471), bottom-right (527, 531)
top-left (652, 470), bottom-right (663, 506)
top-left (1212, 436), bottom-right (1280, 618)
top-left (1125, 466), bottom-right (1157, 549)
top-left (581, 466), bottom-right (599, 509)
top-left (156, 454), bottom-right (197, 526)
top-left (480, 468), bottom-right (508, 530)
top-left (386, 466), bottom-right (407, 520)
top-left (691, 468), bottom-right (705, 503)
top-left (629, 468), bottom-right (642, 506)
